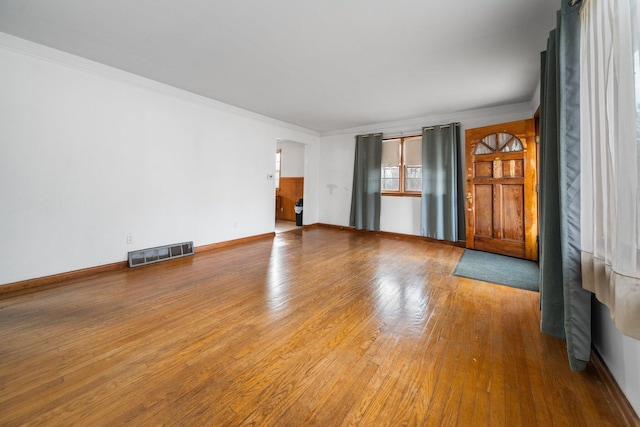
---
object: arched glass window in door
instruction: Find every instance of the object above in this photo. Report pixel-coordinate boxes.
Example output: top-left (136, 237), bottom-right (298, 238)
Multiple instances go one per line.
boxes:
top-left (474, 132), bottom-right (524, 155)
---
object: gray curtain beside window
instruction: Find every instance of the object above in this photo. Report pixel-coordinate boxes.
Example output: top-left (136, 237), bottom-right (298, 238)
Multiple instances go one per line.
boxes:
top-left (421, 124), bottom-right (460, 241)
top-left (539, 0), bottom-right (591, 371)
top-left (350, 133), bottom-right (382, 231)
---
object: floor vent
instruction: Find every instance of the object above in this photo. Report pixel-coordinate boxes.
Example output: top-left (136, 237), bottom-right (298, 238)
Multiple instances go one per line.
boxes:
top-left (128, 241), bottom-right (194, 268)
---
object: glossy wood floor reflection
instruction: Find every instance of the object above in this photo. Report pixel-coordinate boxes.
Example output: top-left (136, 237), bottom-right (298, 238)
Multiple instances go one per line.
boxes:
top-left (0, 228), bottom-right (626, 426)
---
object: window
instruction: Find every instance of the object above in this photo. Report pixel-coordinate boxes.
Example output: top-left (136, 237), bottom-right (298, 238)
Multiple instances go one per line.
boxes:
top-left (381, 135), bottom-right (422, 195)
top-left (473, 132), bottom-right (524, 155)
top-left (275, 149), bottom-right (281, 189)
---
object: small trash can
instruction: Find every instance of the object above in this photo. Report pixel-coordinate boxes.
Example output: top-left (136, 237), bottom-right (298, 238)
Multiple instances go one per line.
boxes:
top-left (294, 198), bottom-right (303, 226)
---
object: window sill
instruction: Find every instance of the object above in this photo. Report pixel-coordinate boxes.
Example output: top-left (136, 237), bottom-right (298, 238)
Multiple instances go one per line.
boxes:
top-left (382, 192), bottom-right (421, 198)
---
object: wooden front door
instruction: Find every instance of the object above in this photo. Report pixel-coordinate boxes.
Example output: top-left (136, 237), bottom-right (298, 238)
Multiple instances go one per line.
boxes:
top-left (465, 119), bottom-right (538, 260)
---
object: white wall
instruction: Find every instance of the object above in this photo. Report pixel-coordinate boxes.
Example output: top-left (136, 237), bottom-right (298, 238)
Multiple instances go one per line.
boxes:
top-left (316, 104), bottom-right (535, 234)
top-left (594, 300), bottom-right (640, 415)
top-left (0, 34), bottom-right (319, 285)
top-left (277, 139), bottom-right (305, 177)
top-left (316, 133), bottom-right (354, 226)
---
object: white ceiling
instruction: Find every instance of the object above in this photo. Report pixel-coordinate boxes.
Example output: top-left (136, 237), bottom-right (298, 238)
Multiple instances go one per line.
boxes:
top-left (0, 0), bottom-right (558, 133)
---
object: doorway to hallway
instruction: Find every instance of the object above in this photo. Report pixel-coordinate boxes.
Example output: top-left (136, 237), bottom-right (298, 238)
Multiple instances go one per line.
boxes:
top-left (275, 139), bottom-right (305, 227)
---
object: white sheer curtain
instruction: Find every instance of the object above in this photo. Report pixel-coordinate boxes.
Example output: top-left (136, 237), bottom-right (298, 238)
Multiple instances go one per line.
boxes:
top-left (580, 0), bottom-right (640, 339)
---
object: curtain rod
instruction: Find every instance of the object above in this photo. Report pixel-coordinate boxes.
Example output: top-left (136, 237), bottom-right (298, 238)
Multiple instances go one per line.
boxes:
top-left (422, 122), bottom-right (460, 131)
top-left (354, 133), bottom-right (382, 139)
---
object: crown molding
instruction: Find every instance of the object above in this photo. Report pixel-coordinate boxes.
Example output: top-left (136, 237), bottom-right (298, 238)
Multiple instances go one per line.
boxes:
top-left (0, 32), bottom-right (320, 138)
top-left (319, 102), bottom-right (535, 138)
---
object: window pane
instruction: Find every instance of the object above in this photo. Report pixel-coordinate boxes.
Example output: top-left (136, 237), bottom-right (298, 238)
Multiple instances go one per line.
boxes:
top-left (474, 143), bottom-right (494, 155)
top-left (275, 150), bottom-right (281, 188)
top-left (501, 139), bottom-right (524, 152)
top-left (404, 137), bottom-right (422, 192)
top-left (405, 167), bottom-right (422, 192)
top-left (381, 166), bottom-right (399, 191)
top-left (498, 133), bottom-right (524, 152)
top-left (482, 134), bottom-right (497, 150)
top-left (475, 134), bottom-right (497, 155)
top-left (382, 139), bottom-right (400, 191)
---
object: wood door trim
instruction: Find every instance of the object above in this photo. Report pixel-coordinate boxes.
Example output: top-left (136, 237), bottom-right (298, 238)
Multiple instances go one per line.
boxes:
top-left (522, 119), bottom-right (538, 260)
top-left (471, 178), bottom-right (525, 185)
top-left (276, 177), bottom-right (304, 221)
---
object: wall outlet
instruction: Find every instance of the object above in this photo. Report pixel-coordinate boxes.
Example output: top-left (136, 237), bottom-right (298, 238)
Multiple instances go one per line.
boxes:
top-left (126, 233), bottom-right (134, 244)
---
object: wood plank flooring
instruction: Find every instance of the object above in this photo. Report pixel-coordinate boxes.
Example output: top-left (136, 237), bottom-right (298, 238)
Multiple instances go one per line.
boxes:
top-left (0, 227), bottom-right (627, 426)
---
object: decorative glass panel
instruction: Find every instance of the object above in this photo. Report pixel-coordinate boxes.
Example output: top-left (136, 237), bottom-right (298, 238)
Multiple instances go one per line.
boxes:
top-left (499, 133), bottom-right (524, 152)
top-left (474, 143), bottom-right (494, 155)
top-left (483, 134), bottom-right (497, 150)
top-left (475, 132), bottom-right (524, 154)
top-left (497, 132), bottom-right (512, 147)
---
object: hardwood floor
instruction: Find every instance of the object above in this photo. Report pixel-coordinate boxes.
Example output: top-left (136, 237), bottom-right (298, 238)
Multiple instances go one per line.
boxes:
top-left (0, 227), bottom-right (627, 426)
top-left (275, 220), bottom-right (299, 233)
